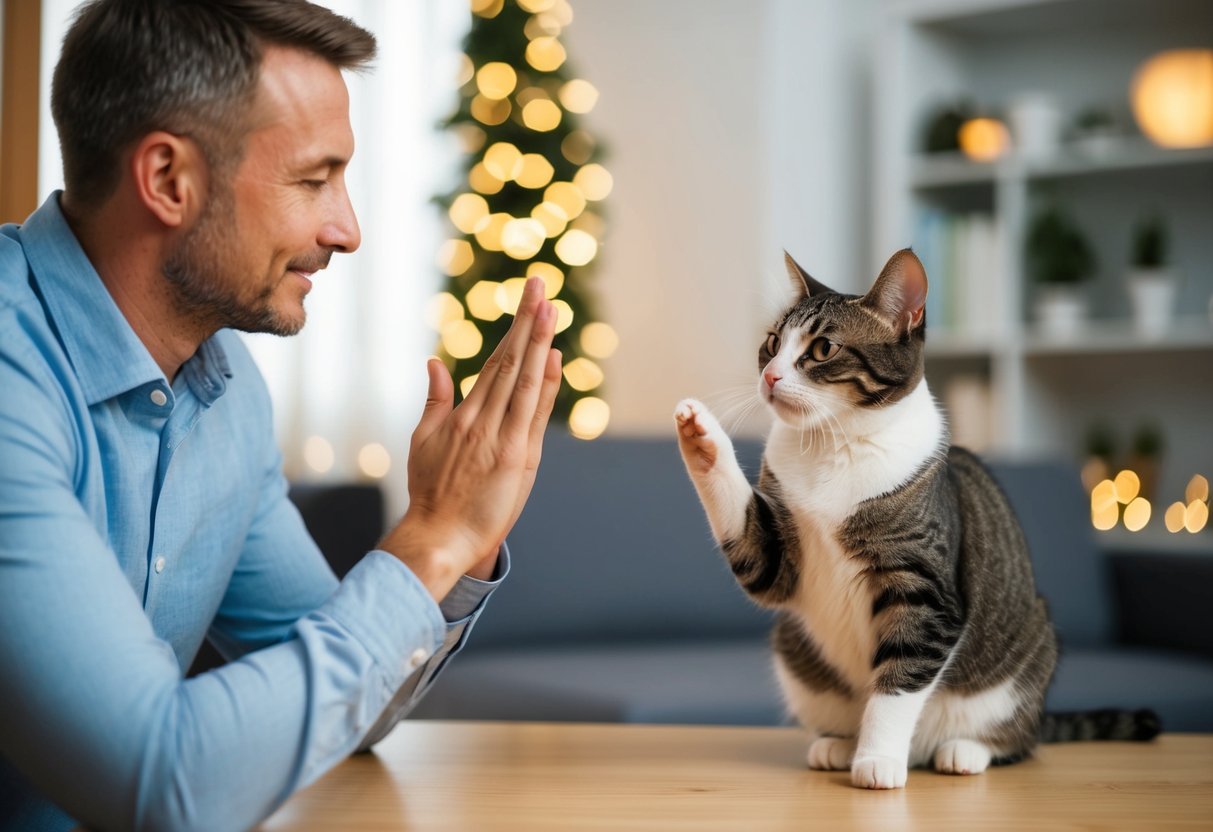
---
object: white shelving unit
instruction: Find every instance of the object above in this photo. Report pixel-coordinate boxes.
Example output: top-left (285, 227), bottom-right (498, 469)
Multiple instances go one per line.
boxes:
top-left (873, 0), bottom-right (1213, 554)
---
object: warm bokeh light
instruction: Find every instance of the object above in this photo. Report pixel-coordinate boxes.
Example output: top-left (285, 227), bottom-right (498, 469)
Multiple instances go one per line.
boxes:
top-left (425, 292), bottom-right (464, 331)
top-left (559, 79), bottom-right (599, 114)
top-left (544, 182), bottom-right (586, 220)
top-left (571, 210), bottom-right (605, 238)
top-left (526, 262), bottom-right (564, 298)
top-left (1186, 474), bottom-right (1210, 504)
top-left (531, 201), bottom-right (570, 237)
top-left (357, 443), bottom-right (391, 479)
top-left (449, 193), bottom-right (490, 234)
top-left (1131, 49), bottom-right (1213, 149)
top-left (471, 0), bottom-right (503, 17)
top-left (1186, 499), bottom-right (1210, 533)
top-left (516, 154), bottom-right (556, 189)
top-left (470, 94), bottom-right (511, 126)
top-left (580, 321), bottom-right (619, 358)
top-left (468, 162), bottom-right (504, 195)
top-left (456, 53), bottom-right (475, 87)
top-left (1091, 479), bottom-right (1118, 530)
top-left (441, 319), bottom-right (484, 359)
top-left (484, 142), bottom-right (524, 181)
top-left (524, 13), bottom-right (559, 40)
top-left (526, 36), bottom-right (566, 72)
top-left (474, 212), bottom-right (511, 252)
top-left (1165, 501), bottom-right (1187, 533)
top-left (1123, 497), bottom-right (1151, 532)
top-left (1113, 470), bottom-right (1141, 504)
top-left (569, 396), bottom-right (610, 440)
top-left (501, 218), bottom-right (547, 260)
top-left (517, 0), bottom-right (556, 12)
top-left (555, 229), bottom-right (598, 266)
top-left (562, 357), bottom-right (604, 391)
top-left (453, 123), bottom-right (487, 154)
top-left (496, 277), bottom-right (529, 315)
top-left (436, 239), bottom-right (474, 277)
top-left (522, 99), bottom-right (563, 132)
top-left (303, 436), bottom-right (334, 474)
top-left (466, 280), bottom-right (505, 321)
top-left (958, 117), bottom-right (1010, 161)
top-left (476, 61), bottom-right (517, 100)
top-left (459, 373), bottom-right (479, 399)
top-left (552, 299), bottom-right (574, 333)
top-left (1080, 457), bottom-right (1110, 494)
top-left (561, 130), bottom-right (595, 165)
top-left (573, 163), bottom-right (613, 201)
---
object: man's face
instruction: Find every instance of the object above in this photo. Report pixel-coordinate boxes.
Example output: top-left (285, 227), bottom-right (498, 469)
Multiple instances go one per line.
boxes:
top-left (164, 46), bottom-right (361, 336)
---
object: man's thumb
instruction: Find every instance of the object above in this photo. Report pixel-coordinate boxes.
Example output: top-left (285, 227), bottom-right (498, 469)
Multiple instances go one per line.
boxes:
top-left (414, 358), bottom-right (453, 444)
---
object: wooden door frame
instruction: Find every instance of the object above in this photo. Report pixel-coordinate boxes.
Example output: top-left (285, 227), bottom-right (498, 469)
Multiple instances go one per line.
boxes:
top-left (1, 0), bottom-right (41, 223)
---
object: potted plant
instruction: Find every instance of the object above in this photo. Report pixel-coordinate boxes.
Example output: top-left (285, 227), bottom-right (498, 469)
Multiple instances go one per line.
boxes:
top-left (1026, 205), bottom-right (1096, 337)
top-left (1128, 422), bottom-right (1165, 503)
top-left (1127, 214), bottom-right (1178, 339)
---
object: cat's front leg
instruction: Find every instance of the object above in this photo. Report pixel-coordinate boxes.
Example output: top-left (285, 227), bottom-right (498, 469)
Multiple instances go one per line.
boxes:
top-left (674, 398), bottom-right (752, 545)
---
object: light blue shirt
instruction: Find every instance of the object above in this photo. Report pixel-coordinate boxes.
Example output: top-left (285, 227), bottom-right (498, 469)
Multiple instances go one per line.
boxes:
top-left (0, 194), bottom-right (506, 831)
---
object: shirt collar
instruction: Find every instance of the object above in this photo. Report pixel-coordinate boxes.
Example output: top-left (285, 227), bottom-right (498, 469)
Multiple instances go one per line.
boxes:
top-left (20, 192), bottom-right (232, 407)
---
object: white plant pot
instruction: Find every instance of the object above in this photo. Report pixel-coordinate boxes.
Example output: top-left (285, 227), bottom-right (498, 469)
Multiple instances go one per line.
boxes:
top-left (1009, 93), bottom-right (1063, 160)
top-left (1035, 287), bottom-right (1088, 338)
top-left (1128, 269), bottom-right (1178, 339)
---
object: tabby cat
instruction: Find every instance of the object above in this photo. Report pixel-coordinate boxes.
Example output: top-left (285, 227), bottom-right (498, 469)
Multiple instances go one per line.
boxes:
top-left (674, 249), bottom-right (1156, 789)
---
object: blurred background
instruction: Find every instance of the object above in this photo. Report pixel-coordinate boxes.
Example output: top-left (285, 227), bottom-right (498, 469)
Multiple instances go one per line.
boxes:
top-left (3, 0), bottom-right (1211, 682)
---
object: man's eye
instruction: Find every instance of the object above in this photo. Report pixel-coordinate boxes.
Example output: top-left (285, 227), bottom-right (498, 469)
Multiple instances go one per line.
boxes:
top-left (808, 337), bottom-right (840, 362)
top-left (765, 333), bottom-right (780, 354)
top-left (301, 179), bottom-right (327, 191)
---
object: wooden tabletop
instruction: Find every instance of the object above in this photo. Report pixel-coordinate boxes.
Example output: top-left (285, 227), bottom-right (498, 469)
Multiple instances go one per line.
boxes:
top-left (261, 721), bottom-right (1213, 831)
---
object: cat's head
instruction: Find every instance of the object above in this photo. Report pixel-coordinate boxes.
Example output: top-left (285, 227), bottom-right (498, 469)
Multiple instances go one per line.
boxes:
top-left (758, 248), bottom-right (928, 430)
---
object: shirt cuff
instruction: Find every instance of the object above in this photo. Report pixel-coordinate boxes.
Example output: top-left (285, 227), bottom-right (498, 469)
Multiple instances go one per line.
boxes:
top-left (438, 542), bottom-right (511, 622)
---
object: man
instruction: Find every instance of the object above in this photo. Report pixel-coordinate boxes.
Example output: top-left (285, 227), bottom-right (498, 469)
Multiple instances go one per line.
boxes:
top-left (0, 1), bottom-right (561, 829)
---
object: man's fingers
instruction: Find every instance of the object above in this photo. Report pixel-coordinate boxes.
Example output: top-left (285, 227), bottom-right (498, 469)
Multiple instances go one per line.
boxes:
top-left (524, 348), bottom-right (562, 459)
top-left (412, 358), bottom-right (454, 447)
top-left (460, 277), bottom-right (544, 418)
top-left (482, 277), bottom-right (551, 426)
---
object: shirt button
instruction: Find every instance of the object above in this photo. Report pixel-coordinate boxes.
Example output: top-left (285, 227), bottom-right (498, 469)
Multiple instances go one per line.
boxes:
top-left (154, 556), bottom-right (166, 574)
top-left (150, 389), bottom-right (168, 406)
top-left (407, 648), bottom-right (430, 670)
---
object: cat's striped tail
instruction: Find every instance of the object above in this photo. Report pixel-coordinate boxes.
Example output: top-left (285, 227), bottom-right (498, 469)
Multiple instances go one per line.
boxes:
top-left (1039, 708), bottom-right (1161, 742)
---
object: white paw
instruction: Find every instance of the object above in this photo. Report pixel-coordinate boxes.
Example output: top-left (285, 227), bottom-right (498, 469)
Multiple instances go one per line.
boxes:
top-left (674, 398), bottom-right (726, 473)
top-left (807, 737), bottom-right (856, 771)
top-left (851, 755), bottom-right (908, 790)
top-left (933, 739), bottom-right (991, 776)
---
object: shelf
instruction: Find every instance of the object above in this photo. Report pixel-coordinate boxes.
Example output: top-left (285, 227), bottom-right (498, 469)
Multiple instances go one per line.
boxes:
top-left (1022, 316), bottom-right (1213, 357)
top-left (1097, 526), bottom-right (1213, 556)
top-left (910, 141), bottom-right (1213, 191)
top-left (926, 332), bottom-right (1006, 359)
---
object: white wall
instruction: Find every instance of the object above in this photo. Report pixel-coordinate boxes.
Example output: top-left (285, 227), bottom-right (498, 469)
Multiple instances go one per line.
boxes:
top-left (565, 0), bottom-right (878, 437)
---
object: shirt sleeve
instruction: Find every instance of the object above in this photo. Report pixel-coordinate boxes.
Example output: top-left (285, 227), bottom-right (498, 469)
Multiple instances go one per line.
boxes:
top-left (0, 331), bottom-right (499, 831)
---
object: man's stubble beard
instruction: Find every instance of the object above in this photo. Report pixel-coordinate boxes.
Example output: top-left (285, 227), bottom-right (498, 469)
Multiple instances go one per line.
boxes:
top-left (162, 177), bottom-right (305, 338)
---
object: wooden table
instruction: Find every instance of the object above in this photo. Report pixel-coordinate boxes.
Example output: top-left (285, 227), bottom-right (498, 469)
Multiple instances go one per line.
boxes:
top-left (262, 721), bottom-right (1213, 831)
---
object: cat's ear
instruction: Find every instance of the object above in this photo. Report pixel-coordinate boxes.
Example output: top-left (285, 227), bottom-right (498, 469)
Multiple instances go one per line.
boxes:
top-left (862, 248), bottom-right (928, 334)
top-left (784, 251), bottom-right (835, 299)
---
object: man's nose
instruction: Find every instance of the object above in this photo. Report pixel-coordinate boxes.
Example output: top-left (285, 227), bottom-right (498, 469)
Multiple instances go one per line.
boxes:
top-left (319, 183), bottom-right (361, 253)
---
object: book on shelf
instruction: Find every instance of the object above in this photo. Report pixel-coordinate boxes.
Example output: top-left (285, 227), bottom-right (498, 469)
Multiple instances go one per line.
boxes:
top-left (914, 210), bottom-right (1003, 340)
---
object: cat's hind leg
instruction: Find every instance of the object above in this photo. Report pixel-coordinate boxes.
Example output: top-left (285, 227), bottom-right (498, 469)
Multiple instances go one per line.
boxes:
top-left (807, 737), bottom-right (857, 771)
top-left (933, 739), bottom-right (992, 775)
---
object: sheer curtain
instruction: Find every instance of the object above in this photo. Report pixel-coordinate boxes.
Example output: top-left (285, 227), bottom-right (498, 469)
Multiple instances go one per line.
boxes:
top-left (39, 1), bottom-right (468, 519)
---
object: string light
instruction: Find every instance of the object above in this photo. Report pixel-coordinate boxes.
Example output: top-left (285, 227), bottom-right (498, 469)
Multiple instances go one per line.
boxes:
top-left (544, 182), bottom-right (586, 219)
top-left (425, 292), bottom-right (464, 331)
top-left (436, 239), bottom-right (474, 277)
top-left (526, 37), bottom-right (567, 72)
top-left (562, 357), bottom-right (603, 391)
top-left (527, 262), bottom-right (564, 298)
top-left (303, 436), bottom-right (334, 474)
top-left (358, 443), bottom-right (391, 479)
top-left (516, 154), bottom-right (556, 189)
top-left (468, 162), bottom-right (504, 195)
top-left (580, 322), bottom-right (618, 358)
top-left (1165, 502), bottom-right (1187, 533)
top-left (1123, 498), bottom-right (1151, 532)
top-left (470, 95), bottom-right (511, 126)
top-left (1186, 500), bottom-right (1210, 533)
top-left (522, 99), bottom-right (563, 131)
top-left (552, 299), bottom-right (574, 333)
top-left (501, 218), bottom-right (547, 260)
top-left (531, 201), bottom-right (570, 237)
top-left (441, 319), bottom-right (483, 359)
top-left (559, 79), bottom-right (599, 114)
top-left (1112, 470), bottom-right (1141, 504)
top-left (1091, 479), bottom-right (1119, 530)
top-left (569, 397), bottom-right (609, 440)
top-left (555, 229), bottom-right (598, 266)
top-left (1186, 475), bottom-right (1210, 504)
top-left (483, 142), bottom-right (524, 181)
top-left (449, 193), bottom-right (490, 234)
top-left (466, 280), bottom-right (505, 321)
top-left (573, 163), bottom-right (613, 201)
top-left (476, 62), bottom-right (517, 100)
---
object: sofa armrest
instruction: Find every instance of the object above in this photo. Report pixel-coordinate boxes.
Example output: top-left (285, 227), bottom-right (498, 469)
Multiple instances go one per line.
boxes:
top-left (287, 482), bottom-right (385, 579)
top-left (1110, 552), bottom-right (1213, 659)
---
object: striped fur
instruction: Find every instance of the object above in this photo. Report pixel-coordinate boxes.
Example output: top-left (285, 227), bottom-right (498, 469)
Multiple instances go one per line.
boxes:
top-left (676, 249), bottom-right (1155, 790)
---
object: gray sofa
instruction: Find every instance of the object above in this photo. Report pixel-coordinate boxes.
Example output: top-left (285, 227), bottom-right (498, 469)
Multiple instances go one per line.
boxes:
top-left (409, 433), bottom-right (1213, 732)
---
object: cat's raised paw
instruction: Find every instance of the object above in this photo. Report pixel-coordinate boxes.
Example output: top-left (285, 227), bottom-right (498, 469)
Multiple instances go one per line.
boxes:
top-left (674, 398), bottom-right (725, 474)
top-left (851, 755), bottom-right (908, 790)
top-left (933, 739), bottom-right (991, 776)
top-left (807, 737), bottom-right (856, 771)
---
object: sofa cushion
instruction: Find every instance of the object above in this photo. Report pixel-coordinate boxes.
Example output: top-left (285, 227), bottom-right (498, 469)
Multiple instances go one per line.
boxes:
top-left (410, 639), bottom-right (788, 726)
top-left (469, 434), bottom-right (772, 650)
top-left (1045, 647), bottom-right (1213, 732)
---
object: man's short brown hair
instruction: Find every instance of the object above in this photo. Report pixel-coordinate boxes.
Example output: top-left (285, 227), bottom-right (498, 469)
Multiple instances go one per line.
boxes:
top-left (51, 0), bottom-right (377, 208)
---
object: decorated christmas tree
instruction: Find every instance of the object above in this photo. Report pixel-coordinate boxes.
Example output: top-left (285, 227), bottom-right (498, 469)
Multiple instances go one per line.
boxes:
top-left (432, 0), bottom-right (615, 440)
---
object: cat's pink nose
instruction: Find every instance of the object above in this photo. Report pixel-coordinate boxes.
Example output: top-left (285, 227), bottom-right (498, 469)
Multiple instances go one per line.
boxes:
top-left (763, 369), bottom-right (782, 390)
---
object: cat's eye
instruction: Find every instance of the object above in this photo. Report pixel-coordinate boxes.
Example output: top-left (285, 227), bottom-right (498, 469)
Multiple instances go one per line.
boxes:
top-left (808, 337), bottom-right (839, 362)
top-left (765, 333), bottom-right (780, 355)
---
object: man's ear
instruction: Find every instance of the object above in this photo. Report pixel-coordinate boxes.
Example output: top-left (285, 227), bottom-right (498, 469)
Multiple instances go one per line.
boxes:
top-left (862, 248), bottom-right (928, 333)
top-left (783, 251), bottom-right (836, 299)
top-left (129, 131), bottom-right (205, 229)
